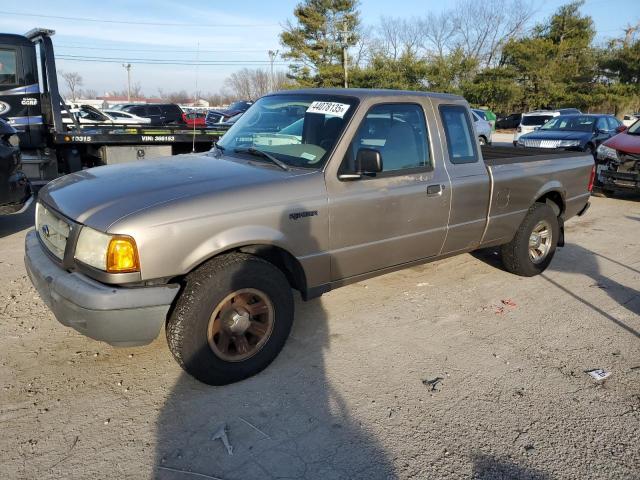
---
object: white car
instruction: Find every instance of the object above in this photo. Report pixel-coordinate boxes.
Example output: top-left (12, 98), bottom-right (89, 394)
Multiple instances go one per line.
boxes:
top-left (622, 114), bottom-right (640, 128)
top-left (471, 110), bottom-right (492, 145)
top-left (103, 110), bottom-right (151, 125)
top-left (513, 108), bottom-right (581, 145)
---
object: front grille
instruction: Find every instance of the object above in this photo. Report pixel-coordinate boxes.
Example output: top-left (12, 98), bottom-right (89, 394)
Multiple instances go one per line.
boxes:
top-left (35, 202), bottom-right (70, 260)
top-left (521, 139), bottom-right (561, 149)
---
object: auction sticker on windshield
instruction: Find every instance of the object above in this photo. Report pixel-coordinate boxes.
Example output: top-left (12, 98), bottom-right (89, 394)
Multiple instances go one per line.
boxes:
top-left (306, 101), bottom-right (350, 118)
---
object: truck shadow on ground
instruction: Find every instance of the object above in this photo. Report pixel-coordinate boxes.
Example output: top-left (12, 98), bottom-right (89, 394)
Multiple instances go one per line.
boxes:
top-left (153, 206), bottom-right (394, 480)
top-left (472, 454), bottom-right (550, 480)
top-left (472, 243), bottom-right (640, 338)
top-left (0, 201), bottom-right (34, 239)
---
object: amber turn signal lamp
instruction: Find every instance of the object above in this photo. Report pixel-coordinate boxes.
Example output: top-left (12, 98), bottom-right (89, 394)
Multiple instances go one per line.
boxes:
top-left (106, 236), bottom-right (140, 273)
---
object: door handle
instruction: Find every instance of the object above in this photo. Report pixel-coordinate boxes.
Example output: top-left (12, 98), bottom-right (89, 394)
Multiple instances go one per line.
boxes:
top-left (426, 184), bottom-right (444, 196)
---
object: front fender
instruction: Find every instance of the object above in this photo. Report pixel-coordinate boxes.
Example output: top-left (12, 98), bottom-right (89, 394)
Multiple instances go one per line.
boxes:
top-left (180, 224), bottom-right (290, 274)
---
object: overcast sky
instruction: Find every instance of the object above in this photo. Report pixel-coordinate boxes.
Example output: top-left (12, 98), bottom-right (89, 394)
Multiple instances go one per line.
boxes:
top-left (0, 0), bottom-right (637, 97)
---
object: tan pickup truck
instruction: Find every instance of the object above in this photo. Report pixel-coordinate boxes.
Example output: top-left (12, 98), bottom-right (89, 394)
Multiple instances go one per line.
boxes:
top-left (25, 89), bottom-right (594, 385)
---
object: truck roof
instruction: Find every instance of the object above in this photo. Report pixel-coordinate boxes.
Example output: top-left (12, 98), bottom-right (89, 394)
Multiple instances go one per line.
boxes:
top-left (270, 88), bottom-right (464, 101)
top-left (0, 33), bottom-right (33, 46)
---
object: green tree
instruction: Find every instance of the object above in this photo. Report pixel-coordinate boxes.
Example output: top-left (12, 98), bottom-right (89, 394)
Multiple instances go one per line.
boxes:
top-left (350, 51), bottom-right (428, 90)
top-left (280, 0), bottom-right (360, 87)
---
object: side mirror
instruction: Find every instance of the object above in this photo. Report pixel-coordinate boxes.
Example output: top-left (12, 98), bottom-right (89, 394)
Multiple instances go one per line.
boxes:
top-left (616, 125), bottom-right (627, 133)
top-left (356, 148), bottom-right (383, 174)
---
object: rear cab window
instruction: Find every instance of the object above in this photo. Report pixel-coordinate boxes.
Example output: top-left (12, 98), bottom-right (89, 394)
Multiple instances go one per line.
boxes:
top-left (343, 103), bottom-right (431, 175)
top-left (439, 105), bottom-right (478, 164)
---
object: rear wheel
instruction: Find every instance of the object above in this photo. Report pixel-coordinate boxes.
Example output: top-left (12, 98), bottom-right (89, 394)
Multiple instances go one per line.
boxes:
top-left (500, 203), bottom-right (559, 276)
top-left (166, 253), bottom-right (294, 385)
top-left (479, 136), bottom-right (487, 146)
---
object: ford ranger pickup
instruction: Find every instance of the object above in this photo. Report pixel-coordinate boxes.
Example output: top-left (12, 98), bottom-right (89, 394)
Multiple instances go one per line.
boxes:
top-left (25, 89), bottom-right (594, 385)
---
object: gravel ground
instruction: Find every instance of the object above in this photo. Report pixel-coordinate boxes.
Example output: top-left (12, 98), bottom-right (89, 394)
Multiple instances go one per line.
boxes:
top-left (1, 195), bottom-right (639, 480)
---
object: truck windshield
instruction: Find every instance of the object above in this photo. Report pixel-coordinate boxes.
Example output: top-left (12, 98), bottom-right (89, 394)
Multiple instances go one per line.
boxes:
top-left (217, 94), bottom-right (358, 169)
top-left (540, 115), bottom-right (595, 132)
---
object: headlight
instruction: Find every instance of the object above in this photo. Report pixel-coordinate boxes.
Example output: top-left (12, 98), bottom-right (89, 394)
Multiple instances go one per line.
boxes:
top-left (557, 140), bottom-right (580, 147)
top-left (75, 226), bottom-right (140, 273)
top-left (596, 144), bottom-right (618, 161)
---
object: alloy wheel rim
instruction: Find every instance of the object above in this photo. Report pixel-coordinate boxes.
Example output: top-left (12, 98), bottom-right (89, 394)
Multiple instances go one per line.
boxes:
top-left (528, 220), bottom-right (552, 264)
top-left (207, 288), bottom-right (274, 362)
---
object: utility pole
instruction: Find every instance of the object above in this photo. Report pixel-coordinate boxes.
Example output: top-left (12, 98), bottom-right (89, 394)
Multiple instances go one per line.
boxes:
top-left (268, 50), bottom-right (279, 92)
top-left (122, 63), bottom-right (132, 101)
top-left (336, 18), bottom-right (350, 88)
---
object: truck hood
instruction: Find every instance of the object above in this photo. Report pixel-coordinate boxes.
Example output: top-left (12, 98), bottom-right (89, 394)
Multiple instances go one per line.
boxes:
top-left (521, 130), bottom-right (591, 142)
top-left (603, 132), bottom-right (640, 154)
top-left (39, 153), bottom-right (314, 231)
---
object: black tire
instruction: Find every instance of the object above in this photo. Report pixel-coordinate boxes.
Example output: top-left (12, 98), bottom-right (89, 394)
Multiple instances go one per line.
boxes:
top-left (166, 253), bottom-right (294, 385)
top-left (500, 203), bottom-right (559, 277)
top-left (479, 136), bottom-right (487, 146)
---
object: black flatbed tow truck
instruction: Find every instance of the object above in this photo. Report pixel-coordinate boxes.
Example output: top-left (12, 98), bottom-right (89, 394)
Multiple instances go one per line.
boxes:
top-left (0, 28), bottom-right (227, 189)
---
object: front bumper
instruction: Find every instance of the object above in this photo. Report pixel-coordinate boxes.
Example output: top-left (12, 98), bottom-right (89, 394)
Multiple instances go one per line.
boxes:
top-left (24, 231), bottom-right (180, 347)
top-left (600, 169), bottom-right (639, 192)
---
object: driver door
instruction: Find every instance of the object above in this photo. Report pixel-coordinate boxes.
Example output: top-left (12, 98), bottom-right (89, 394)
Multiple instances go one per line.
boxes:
top-left (326, 102), bottom-right (450, 281)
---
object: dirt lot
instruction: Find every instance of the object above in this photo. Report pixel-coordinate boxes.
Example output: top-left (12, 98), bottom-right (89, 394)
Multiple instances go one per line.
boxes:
top-left (1, 195), bottom-right (639, 480)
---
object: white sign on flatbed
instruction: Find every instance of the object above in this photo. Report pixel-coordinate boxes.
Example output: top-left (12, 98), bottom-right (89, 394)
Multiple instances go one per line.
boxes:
top-left (306, 101), bottom-right (350, 118)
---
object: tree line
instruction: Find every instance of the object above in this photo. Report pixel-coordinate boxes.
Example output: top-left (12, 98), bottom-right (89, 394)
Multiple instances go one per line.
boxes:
top-left (280, 0), bottom-right (640, 115)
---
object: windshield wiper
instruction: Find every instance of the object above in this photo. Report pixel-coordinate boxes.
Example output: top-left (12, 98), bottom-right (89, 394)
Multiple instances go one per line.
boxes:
top-left (234, 147), bottom-right (290, 171)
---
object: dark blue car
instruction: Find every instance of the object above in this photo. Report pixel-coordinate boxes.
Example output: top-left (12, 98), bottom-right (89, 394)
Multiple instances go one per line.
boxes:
top-left (517, 114), bottom-right (624, 156)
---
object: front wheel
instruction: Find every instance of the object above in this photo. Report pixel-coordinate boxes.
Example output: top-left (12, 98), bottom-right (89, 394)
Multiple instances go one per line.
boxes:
top-left (500, 203), bottom-right (559, 276)
top-left (166, 253), bottom-right (294, 385)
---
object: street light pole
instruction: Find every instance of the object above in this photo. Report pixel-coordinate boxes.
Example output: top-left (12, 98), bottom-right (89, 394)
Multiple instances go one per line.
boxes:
top-left (122, 63), bottom-right (132, 101)
top-left (268, 50), bottom-right (279, 92)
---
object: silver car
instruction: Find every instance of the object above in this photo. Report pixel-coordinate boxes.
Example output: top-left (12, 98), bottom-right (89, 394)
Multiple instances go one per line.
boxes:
top-left (472, 109), bottom-right (492, 145)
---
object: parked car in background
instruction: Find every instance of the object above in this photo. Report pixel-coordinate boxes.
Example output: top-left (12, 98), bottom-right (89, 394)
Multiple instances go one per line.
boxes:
top-left (118, 104), bottom-right (185, 126)
top-left (517, 114), bottom-right (624, 156)
top-left (473, 108), bottom-right (496, 131)
top-left (595, 120), bottom-right (639, 197)
top-left (514, 109), bottom-right (581, 146)
top-left (182, 111), bottom-right (207, 128)
top-left (205, 100), bottom-right (253, 126)
top-left (496, 113), bottom-right (521, 130)
top-left (219, 112), bottom-right (244, 128)
top-left (103, 110), bottom-right (152, 125)
top-left (471, 110), bottom-right (493, 145)
top-left (61, 105), bottom-right (113, 125)
top-left (622, 113), bottom-right (640, 127)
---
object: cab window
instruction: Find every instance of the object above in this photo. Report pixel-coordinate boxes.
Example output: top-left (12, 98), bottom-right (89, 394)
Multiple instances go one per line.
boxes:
top-left (344, 103), bottom-right (430, 174)
top-left (0, 49), bottom-right (17, 85)
top-left (439, 105), bottom-right (478, 164)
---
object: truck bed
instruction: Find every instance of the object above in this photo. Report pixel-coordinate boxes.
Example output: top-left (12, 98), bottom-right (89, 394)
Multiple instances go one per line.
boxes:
top-left (481, 145), bottom-right (588, 166)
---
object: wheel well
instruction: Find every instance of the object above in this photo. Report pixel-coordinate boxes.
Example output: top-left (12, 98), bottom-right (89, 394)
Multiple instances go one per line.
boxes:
top-left (236, 244), bottom-right (307, 295)
top-left (536, 191), bottom-right (564, 217)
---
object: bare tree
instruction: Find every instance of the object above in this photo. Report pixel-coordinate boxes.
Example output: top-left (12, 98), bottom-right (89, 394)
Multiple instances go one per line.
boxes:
top-left (378, 17), bottom-right (427, 59)
top-left (224, 68), bottom-right (292, 99)
top-left (129, 82), bottom-right (143, 99)
top-left (419, 12), bottom-right (457, 59)
top-left (225, 69), bottom-right (254, 99)
top-left (82, 89), bottom-right (98, 99)
top-left (60, 71), bottom-right (83, 101)
top-left (450, 0), bottom-right (534, 67)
